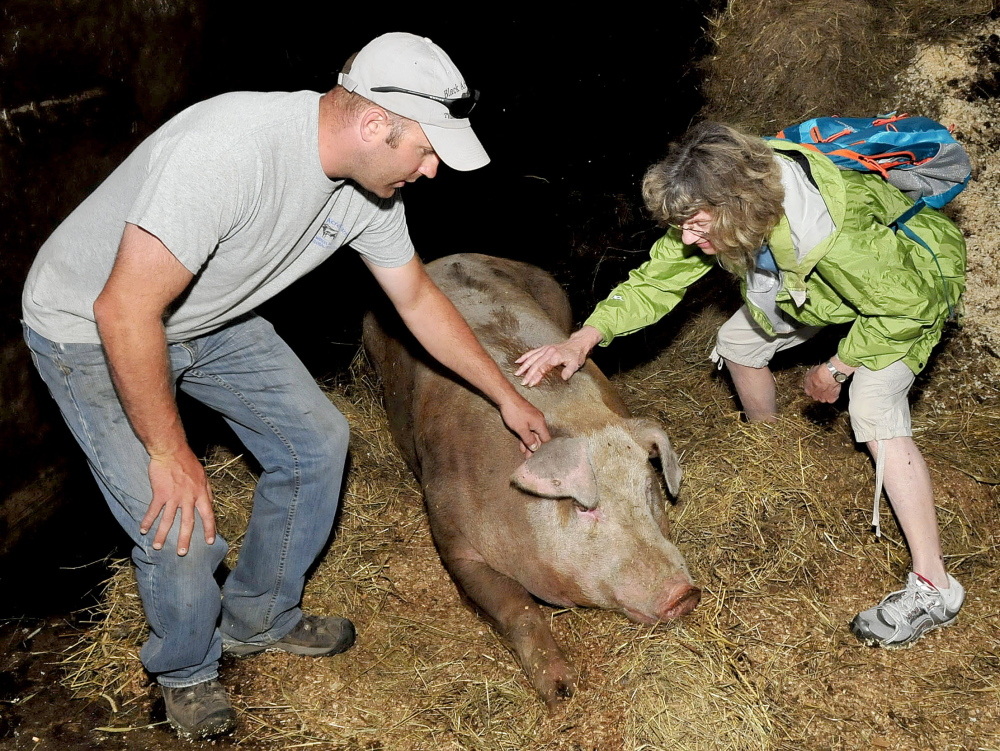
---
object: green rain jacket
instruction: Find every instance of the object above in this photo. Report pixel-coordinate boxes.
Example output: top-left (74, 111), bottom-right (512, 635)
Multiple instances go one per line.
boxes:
top-left (584, 141), bottom-right (966, 374)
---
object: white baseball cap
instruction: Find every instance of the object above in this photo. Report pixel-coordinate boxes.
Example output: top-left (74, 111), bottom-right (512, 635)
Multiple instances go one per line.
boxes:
top-left (337, 32), bottom-right (489, 171)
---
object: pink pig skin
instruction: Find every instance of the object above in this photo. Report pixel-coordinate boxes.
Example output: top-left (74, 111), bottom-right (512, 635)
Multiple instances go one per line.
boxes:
top-left (363, 254), bottom-right (700, 708)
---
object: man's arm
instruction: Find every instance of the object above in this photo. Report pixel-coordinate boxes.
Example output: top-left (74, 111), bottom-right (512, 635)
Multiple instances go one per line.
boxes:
top-left (92, 223), bottom-right (215, 556)
top-left (365, 257), bottom-right (550, 453)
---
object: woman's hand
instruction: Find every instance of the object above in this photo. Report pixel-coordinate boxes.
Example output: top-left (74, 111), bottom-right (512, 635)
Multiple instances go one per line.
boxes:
top-left (803, 356), bottom-right (855, 403)
top-left (515, 326), bottom-right (604, 387)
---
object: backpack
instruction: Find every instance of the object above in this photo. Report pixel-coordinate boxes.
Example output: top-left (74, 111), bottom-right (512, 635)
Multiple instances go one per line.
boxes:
top-left (770, 112), bottom-right (971, 318)
top-left (771, 112), bottom-right (971, 219)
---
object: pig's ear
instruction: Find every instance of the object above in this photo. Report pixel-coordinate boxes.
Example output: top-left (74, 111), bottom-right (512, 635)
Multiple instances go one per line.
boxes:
top-left (630, 420), bottom-right (682, 498)
top-left (511, 437), bottom-right (599, 509)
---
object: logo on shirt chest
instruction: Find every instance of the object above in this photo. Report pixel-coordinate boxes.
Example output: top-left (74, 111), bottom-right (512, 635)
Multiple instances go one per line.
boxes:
top-left (311, 217), bottom-right (347, 250)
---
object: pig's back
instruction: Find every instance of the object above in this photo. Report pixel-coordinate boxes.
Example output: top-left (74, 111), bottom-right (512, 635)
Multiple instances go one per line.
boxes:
top-left (426, 254), bottom-right (630, 427)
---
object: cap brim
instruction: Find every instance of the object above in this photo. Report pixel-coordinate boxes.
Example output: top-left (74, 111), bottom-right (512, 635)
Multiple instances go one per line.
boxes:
top-left (420, 122), bottom-right (490, 172)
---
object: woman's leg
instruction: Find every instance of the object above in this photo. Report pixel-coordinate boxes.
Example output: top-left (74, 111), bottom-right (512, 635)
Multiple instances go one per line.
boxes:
top-left (714, 305), bottom-right (820, 421)
top-left (865, 436), bottom-right (948, 587)
top-left (849, 362), bottom-right (963, 647)
top-left (725, 361), bottom-right (778, 421)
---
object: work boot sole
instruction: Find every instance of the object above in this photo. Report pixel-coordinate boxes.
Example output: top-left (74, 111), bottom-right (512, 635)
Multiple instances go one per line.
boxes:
top-left (167, 711), bottom-right (237, 741)
top-left (162, 679), bottom-right (237, 741)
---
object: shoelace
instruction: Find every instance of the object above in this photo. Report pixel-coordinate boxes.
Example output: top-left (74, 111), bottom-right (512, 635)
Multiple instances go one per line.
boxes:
top-left (879, 579), bottom-right (940, 624)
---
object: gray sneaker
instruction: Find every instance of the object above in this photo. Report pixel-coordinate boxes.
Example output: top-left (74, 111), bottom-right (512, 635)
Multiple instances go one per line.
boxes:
top-left (851, 572), bottom-right (965, 649)
top-left (223, 613), bottom-right (357, 657)
top-left (162, 678), bottom-right (237, 740)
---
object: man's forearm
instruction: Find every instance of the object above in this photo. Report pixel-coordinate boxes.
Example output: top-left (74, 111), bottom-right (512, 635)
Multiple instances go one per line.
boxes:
top-left (367, 257), bottom-right (548, 450)
top-left (94, 301), bottom-right (189, 459)
top-left (93, 222), bottom-right (215, 553)
top-left (399, 287), bottom-right (520, 408)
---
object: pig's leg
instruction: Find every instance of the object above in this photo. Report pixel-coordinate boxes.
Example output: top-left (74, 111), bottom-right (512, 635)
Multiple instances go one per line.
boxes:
top-left (445, 555), bottom-right (577, 708)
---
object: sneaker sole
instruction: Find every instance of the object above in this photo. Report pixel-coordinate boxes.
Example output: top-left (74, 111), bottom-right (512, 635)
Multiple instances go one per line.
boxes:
top-left (850, 613), bottom-right (958, 650)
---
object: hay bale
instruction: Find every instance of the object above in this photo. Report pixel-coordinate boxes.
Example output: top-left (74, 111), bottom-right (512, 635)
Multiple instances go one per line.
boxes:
top-left (699, 0), bottom-right (995, 133)
top-left (894, 15), bottom-right (1000, 356)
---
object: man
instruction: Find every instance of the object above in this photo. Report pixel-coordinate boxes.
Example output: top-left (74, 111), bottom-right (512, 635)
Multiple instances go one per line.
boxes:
top-left (22, 32), bottom-right (548, 740)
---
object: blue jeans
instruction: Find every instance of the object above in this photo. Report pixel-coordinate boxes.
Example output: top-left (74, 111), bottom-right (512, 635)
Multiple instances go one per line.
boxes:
top-left (23, 315), bottom-right (348, 687)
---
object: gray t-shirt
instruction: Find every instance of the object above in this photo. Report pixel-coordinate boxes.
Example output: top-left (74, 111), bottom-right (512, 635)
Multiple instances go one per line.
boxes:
top-left (22, 90), bottom-right (415, 343)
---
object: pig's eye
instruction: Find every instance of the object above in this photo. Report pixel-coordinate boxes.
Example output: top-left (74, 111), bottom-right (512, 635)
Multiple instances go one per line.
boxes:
top-left (572, 499), bottom-right (590, 513)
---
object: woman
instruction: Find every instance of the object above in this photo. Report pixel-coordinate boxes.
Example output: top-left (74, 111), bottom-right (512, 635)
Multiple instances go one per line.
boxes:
top-left (516, 122), bottom-right (966, 649)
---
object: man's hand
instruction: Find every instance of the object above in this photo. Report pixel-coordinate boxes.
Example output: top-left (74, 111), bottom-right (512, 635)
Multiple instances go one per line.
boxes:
top-left (515, 326), bottom-right (603, 387)
top-left (803, 356), bottom-right (855, 403)
top-left (499, 395), bottom-right (551, 456)
top-left (141, 449), bottom-right (217, 556)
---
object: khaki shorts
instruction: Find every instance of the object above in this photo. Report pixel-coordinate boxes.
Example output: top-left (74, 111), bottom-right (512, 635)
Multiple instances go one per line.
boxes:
top-left (712, 305), bottom-right (915, 442)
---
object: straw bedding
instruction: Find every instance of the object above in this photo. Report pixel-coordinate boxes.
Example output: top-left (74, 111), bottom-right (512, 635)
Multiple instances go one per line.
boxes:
top-left (59, 306), bottom-right (1000, 749)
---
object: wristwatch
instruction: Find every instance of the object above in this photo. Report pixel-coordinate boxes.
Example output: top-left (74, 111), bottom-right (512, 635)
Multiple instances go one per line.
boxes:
top-left (825, 360), bottom-right (849, 383)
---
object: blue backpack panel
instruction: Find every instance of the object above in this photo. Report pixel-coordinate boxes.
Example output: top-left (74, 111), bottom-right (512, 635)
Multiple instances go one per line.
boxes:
top-left (771, 113), bottom-right (972, 212)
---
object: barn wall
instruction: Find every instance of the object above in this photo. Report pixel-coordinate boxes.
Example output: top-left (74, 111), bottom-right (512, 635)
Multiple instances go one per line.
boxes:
top-left (0, 0), bottom-right (206, 560)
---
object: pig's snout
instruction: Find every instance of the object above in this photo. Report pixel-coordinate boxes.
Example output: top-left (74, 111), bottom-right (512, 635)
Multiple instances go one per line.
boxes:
top-left (657, 581), bottom-right (701, 619)
top-left (621, 577), bottom-right (701, 624)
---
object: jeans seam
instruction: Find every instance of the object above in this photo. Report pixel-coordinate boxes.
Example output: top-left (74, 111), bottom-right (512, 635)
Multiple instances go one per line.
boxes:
top-left (188, 367), bottom-right (300, 629)
top-left (26, 326), bottom-right (216, 682)
top-left (50, 346), bottom-right (156, 567)
top-left (48, 343), bottom-right (123, 498)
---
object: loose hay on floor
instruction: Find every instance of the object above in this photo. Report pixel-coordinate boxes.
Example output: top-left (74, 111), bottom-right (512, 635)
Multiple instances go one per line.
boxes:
top-left (59, 310), bottom-right (1000, 750)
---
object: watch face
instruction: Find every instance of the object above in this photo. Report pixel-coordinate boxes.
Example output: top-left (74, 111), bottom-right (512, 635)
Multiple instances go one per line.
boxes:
top-left (826, 362), bottom-right (847, 383)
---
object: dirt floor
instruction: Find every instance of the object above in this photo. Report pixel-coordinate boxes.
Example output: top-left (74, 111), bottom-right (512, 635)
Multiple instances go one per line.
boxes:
top-left (1, 617), bottom-right (169, 751)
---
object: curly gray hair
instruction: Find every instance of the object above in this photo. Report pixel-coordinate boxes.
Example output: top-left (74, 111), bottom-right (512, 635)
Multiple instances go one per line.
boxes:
top-left (641, 122), bottom-right (785, 274)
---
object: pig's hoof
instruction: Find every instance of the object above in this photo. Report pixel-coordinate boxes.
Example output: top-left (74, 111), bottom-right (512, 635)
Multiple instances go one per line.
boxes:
top-left (542, 678), bottom-right (576, 710)
top-left (535, 664), bottom-right (578, 709)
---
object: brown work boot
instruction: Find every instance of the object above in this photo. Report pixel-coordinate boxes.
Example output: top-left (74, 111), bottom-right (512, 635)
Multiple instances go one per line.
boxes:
top-left (223, 613), bottom-right (356, 657)
top-left (162, 678), bottom-right (237, 740)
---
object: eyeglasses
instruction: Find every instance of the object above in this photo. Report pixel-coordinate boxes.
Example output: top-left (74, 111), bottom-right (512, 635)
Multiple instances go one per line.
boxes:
top-left (668, 221), bottom-right (711, 242)
top-left (370, 85), bottom-right (480, 118)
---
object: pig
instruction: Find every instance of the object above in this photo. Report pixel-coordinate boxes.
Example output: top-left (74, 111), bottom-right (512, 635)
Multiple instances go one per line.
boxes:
top-left (362, 253), bottom-right (700, 707)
